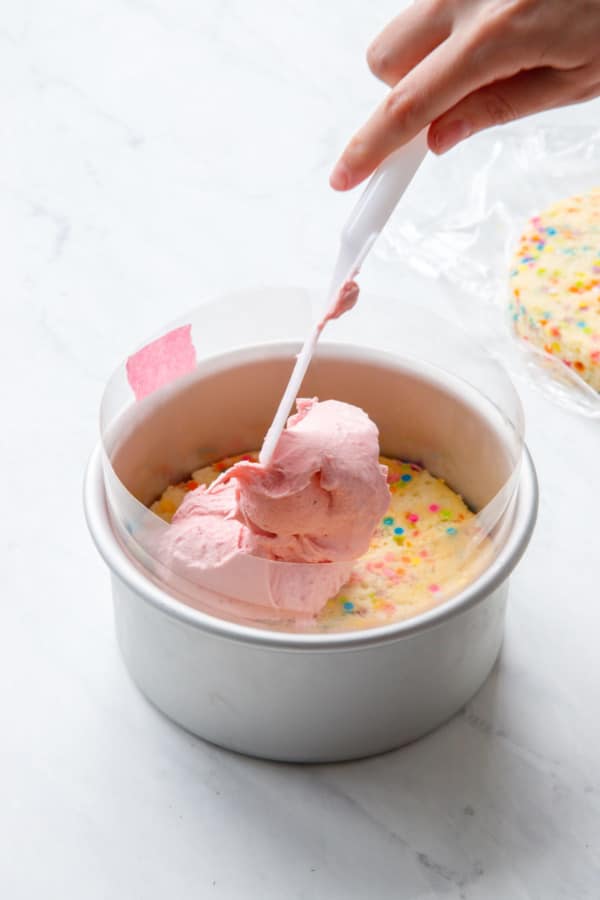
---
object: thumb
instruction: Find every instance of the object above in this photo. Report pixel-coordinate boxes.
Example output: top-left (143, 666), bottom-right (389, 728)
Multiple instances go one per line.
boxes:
top-left (428, 67), bottom-right (573, 154)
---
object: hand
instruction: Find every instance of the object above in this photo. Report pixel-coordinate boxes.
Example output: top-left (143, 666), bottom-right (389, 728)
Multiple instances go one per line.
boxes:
top-left (330, 0), bottom-right (600, 190)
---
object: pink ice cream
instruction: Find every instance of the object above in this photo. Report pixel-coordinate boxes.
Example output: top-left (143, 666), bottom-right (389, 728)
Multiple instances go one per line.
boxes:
top-left (227, 398), bottom-right (388, 562)
top-left (158, 398), bottom-right (389, 621)
top-left (319, 279), bottom-right (360, 328)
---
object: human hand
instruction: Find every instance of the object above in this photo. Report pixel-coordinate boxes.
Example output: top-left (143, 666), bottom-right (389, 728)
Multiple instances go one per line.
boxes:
top-left (330, 0), bottom-right (600, 190)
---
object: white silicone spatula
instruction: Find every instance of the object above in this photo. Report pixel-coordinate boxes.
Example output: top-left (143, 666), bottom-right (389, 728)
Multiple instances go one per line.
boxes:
top-left (259, 129), bottom-right (429, 465)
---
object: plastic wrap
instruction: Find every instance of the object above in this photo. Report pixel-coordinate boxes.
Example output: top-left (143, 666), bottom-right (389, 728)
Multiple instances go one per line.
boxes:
top-left (379, 123), bottom-right (600, 417)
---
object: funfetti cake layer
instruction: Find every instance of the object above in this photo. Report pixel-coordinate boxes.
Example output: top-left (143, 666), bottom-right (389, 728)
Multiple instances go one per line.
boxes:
top-left (509, 188), bottom-right (600, 391)
top-left (151, 453), bottom-right (491, 633)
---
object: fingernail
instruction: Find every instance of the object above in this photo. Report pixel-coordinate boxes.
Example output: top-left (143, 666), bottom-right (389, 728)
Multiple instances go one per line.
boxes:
top-left (432, 119), bottom-right (471, 154)
top-left (330, 159), bottom-right (350, 190)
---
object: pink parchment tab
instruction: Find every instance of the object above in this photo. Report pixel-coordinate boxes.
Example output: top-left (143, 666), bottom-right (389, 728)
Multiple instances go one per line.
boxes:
top-left (126, 324), bottom-right (196, 401)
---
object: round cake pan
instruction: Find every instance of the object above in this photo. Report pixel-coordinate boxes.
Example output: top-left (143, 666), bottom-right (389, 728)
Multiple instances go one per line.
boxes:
top-left (84, 344), bottom-right (537, 762)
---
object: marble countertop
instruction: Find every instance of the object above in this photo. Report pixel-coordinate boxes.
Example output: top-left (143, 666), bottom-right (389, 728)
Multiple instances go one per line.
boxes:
top-left (3, 1), bottom-right (600, 897)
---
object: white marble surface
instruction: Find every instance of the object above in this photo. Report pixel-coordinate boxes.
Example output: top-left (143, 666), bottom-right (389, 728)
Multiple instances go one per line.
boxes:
top-left (2, 2), bottom-right (600, 897)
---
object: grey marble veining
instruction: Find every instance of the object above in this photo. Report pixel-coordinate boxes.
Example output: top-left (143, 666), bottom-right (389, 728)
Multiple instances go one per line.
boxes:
top-left (2, 1), bottom-right (600, 897)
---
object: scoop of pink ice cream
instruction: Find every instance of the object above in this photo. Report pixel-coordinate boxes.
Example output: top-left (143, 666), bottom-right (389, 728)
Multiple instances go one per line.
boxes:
top-left (224, 398), bottom-right (390, 563)
top-left (157, 398), bottom-right (389, 620)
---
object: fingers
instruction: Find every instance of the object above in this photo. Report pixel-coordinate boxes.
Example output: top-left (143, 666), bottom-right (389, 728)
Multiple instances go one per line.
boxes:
top-left (331, 31), bottom-right (498, 190)
top-left (367, 0), bottom-right (452, 87)
top-left (330, 0), bottom-right (600, 193)
top-left (428, 67), bottom-right (576, 154)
